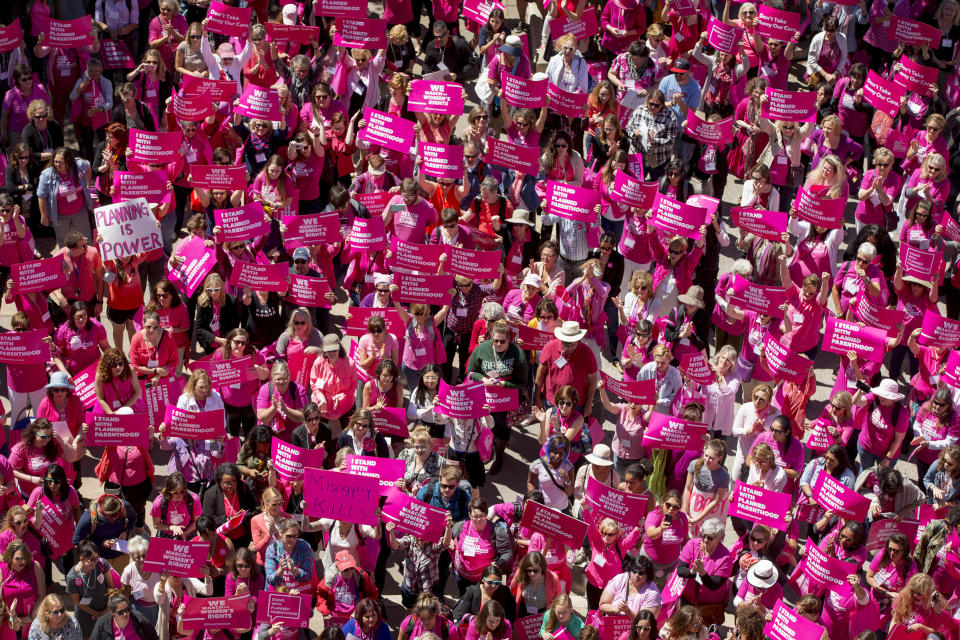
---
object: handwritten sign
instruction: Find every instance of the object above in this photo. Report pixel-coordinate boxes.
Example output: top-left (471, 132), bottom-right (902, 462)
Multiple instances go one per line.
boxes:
top-left (302, 468), bottom-right (380, 526)
top-left (94, 198), bottom-right (164, 262)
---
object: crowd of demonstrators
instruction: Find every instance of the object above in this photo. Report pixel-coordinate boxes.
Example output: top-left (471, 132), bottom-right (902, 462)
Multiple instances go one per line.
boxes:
top-left (3, 0), bottom-right (960, 638)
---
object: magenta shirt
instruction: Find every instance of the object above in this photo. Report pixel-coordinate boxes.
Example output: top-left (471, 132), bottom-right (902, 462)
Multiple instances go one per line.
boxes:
top-left (856, 393), bottom-right (910, 456)
top-left (385, 195), bottom-right (438, 244)
top-left (678, 538), bottom-right (733, 604)
top-left (781, 285), bottom-right (823, 353)
top-left (641, 509), bottom-right (689, 565)
top-left (854, 169), bottom-right (902, 225)
top-left (213, 349), bottom-right (267, 408)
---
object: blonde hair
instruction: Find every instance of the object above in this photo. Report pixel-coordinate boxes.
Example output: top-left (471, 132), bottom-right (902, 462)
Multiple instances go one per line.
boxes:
top-left (408, 425), bottom-right (432, 447)
top-left (752, 442), bottom-right (775, 466)
top-left (629, 270), bottom-right (652, 295)
top-left (37, 595), bottom-right (69, 633)
top-left (388, 24), bottom-right (409, 44)
top-left (555, 33), bottom-right (577, 50)
top-left (873, 147), bottom-right (894, 165)
top-left (805, 154), bottom-right (845, 199)
top-left (183, 370), bottom-right (212, 398)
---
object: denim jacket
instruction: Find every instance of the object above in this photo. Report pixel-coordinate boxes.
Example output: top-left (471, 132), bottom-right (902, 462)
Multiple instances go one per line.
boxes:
top-left (36, 158), bottom-right (93, 224)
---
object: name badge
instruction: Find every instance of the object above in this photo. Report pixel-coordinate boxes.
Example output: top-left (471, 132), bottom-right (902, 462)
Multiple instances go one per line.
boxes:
top-left (555, 355), bottom-right (568, 369)
top-left (455, 307), bottom-right (468, 317)
top-left (147, 359), bottom-right (159, 368)
top-left (792, 312), bottom-right (803, 324)
top-left (255, 152), bottom-right (266, 163)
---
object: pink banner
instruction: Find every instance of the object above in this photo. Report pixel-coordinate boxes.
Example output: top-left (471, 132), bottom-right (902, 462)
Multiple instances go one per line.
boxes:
top-left (163, 406), bottom-right (226, 439)
top-left (334, 17), bottom-right (388, 48)
top-left (381, 487), bottom-right (448, 543)
top-left (37, 495), bottom-right (75, 559)
top-left (520, 500), bottom-right (589, 548)
top-left (394, 272), bottom-right (452, 304)
top-left (793, 187), bottom-right (844, 229)
top-left (584, 476), bottom-right (651, 527)
top-left (761, 88), bottom-right (817, 123)
top-left (113, 170), bottom-right (170, 204)
top-left (549, 6), bottom-right (600, 39)
top-left (445, 246), bottom-right (501, 280)
top-left (85, 412), bottom-right (150, 447)
top-left (344, 454), bottom-right (406, 495)
top-left (371, 407), bottom-right (410, 438)
top-left (206, 1), bottom-right (252, 37)
top-left (812, 470), bottom-right (871, 521)
top-left (546, 181), bottom-right (600, 223)
top-left (642, 413), bottom-right (708, 450)
top-left (100, 39), bottom-right (135, 70)
top-left (764, 600), bottom-right (827, 640)
top-left (485, 136), bottom-right (540, 175)
top-left (611, 171), bottom-right (658, 209)
top-left (462, 0), bottom-right (506, 25)
top-left (353, 191), bottom-right (392, 217)
top-left (130, 129), bottom-right (183, 164)
top-left (888, 17), bottom-right (942, 48)
top-left (182, 76), bottom-right (237, 103)
top-left (142, 377), bottom-right (186, 429)
top-left (45, 17), bottom-right (94, 48)
top-left (171, 92), bottom-right (213, 121)
top-left (900, 244), bottom-right (942, 283)
top-left (546, 83), bottom-right (588, 118)
top-left (0, 20), bottom-right (22, 53)
top-left (514, 616), bottom-right (545, 640)
top-left (679, 352), bottom-right (713, 384)
top-left (282, 213), bottom-right (340, 247)
top-left (345, 308), bottom-right (404, 338)
top-left (649, 192), bottom-right (707, 240)
top-left (863, 71), bottom-right (906, 119)
top-left (214, 203), bottom-right (269, 242)
top-left (599, 371), bottom-right (657, 404)
top-left (0, 330), bottom-right (48, 365)
top-left (358, 107), bottom-right (416, 154)
top-left (729, 274), bottom-right (786, 318)
top-left (168, 235), bottom-right (216, 297)
top-left (941, 211), bottom-right (960, 243)
top-left (484, 386), bottom-right (520, 412)
top-left (408, 80), bottom-right (464, 115)
top-left (943, 350), bottom-right (960, 388)
top-left (853, 294), bottom-right (906, 339)
top-left (264, 23), bottom-right (321, 45)
top-left (501, 72), bottom-right (548, 109)
top-left (255, 592), bottom-right (312, 628)
top-left (271, 439), bottom-right (324, 481)
top-left (303, 468), bottom-right (380, 526)
top-left (285, 274), bottom-right (332, 308)
top-left (419, 142), bottom-right (463, 180)
top-left (313, 0), bottom-right (366, 17)
top-left (435, 380), bottom-right (488, 419)
top-left (866, 518), bottom-right (920, 553)
top-left (191, 165), bottom-right (247, 191)
top-left (684, 111), bottom-right (735, 146)
top-left (707, 17), bottom-right (743, 55)
top-left (793, 539), bottom-right (857, 595)
top-left (515, 324), bottom-right (555, 351)
top-left (822, 317), bottom-right (889, 363)
top-left (143, 538), bottom-right (208, 577)
top-left (728, 481), bottom-right (791, 530)
top-left (389, 238), bottom-right (446, 272)
top-left (761, 334), bottom-right (813, 384)
top-left (190, 355), bottom-right (257, 387)
top-left (894, 56), bottom-right (938, 97)
top-left (235, 85), bottom-right (281, 121)
top-left (756, 6), bottom-right (800, 42)
top-left (11, 256), bottom-right (67, 295)
top-left (228, 261), bottom-right (290, 293)
top-left (731, 206), bottom-right (788, 243)
top-left (182, 595), bottom-right (251, 631)
top-left (918, 310), bottom-right (960, 349)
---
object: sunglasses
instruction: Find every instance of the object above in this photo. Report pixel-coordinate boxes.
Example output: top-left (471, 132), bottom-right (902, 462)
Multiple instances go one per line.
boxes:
top-left (664, 503), bottom-right (681, 510)
top-left (751, 536), bottom-right (767, 544)
top-left (114, 609), bottom-right (131, 617)
top-left (235, 563), bottom-right (250, 568)
top-left (555, 143), bottom-right (568, 149)
top-left (701, 534), bottom-right (716, 542)
top-left (50, 608), bottom-right (65, 616)
top-left (875, 162), bottom-right (891, 168)
top-left (370, 328), bottom-right (383, 334)
top-left (440, 483), bottom-right (457, 490)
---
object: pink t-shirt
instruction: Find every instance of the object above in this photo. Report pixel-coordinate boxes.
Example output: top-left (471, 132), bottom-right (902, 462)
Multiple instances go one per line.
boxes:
top-left (856, 394), bottom-right (910, 456)
top-left (287, 154), bottom-right (324, 201)
top-left (641, 509), bottom-right (689, 565)
top-left (56, 176), bottom-right (85, 216)
top-left (453, 521), bottom-right (496, 581)
top-left (385, 196), bottom-right (438, 244)
top-left (357, 333), bottom-right (401, 376)
top-left (780, 285), bottom-right (823, 353)
top-left (104, 445), bottom-right (151, 486)
top-left (213, 349), bottom-right (267, 408)
top-left (55, 319), bottom-right (107, 374)
top-left (158, 304), bottom-right (191, 349)
top-left (678, 538), bottom-right (733, 604)
top-left (149, 491), bottom-right (202, 526)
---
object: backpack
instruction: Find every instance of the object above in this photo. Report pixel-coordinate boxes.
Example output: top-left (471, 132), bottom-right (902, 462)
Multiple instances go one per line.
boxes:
top-left (87, 501), bottom-right (129, 540)
top-left (403, 616), bottom-right (452, 640)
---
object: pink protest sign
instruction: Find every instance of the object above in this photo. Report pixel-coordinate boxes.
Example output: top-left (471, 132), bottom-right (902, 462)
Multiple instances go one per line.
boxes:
top-left (334, 17), bottom-right (388, 48)
top-left (812, 470), bottom-right (871, 521)
top-left (756, 6), bottom-right (800, 41)
top-left (190, 355), bottom-right (257, 388)
top-left (888, 17), bottom-right (942, 48)
top-left (684, 112), bottom-right (735, 146)
top-left (285, 274), bottom-right (332, 308)
top-left (793, 188), bottom-right (844, 229)
top-left (866, 518), bottom-right (920, 553)
top-left (729, 275), bottom-right (786, 319)
top-left (611, 171), bottom-right (658, 209)
top-left (485, 136), bottom-right (540, 175)
top-left (85, 413), bottom-right (150, 447)
top-left (900, 244), bottom-right (942, 283)
top-left (761, 88), bottom-right (817, 123)
top-left (484, 386), bottom-right (520, 412)
top-left (344, 455), bottom-right (406, 495)
top-left (72, 363), bottom-right (97, 409)
top-left (520, 500), bottom-right (589, 548)
top-left (584, 476), bottom-right (651, 527)
top-left (0, 20), bottom-right (22, 53)
top-left (182, 76), bottom-right (237, 103)
top-left (943, 350), bottom-right (960, 387)
top-left (515, 324), bottom-right (555, 351)
top-left (642, 413), bottom-right (708, 450)
top-left (235, 85), bottom-right (281, 121)
top-left (281, 213), bottom-right (340, 247)
top-left (142, 377), bottom-right (186, 429)
top-left (918, 310), bottom-right (960, 349)
top-left (546, 181), bottom-right (601, 223)
top-left (546, 83), bottom-right (588, 118)
top-left (11, 256), bottom-right (67, 295)
top-left (314, 0), bottom-right (366, 17)
top-left (395, 271), bottom-right (453, 304)
top-left (359, 107), bottom-right (416, 154)
top-left (706, 17), bottom-right (743, 54)
top-left (182, 595), bottom-right (251, 631)
top-left (419, 142), bottom-right (463, 180)
top-left (271, 439), bottom-right (324, 481)
top-left (130, 129), bottom-right (183, 164)
top-left (45, 17), bottom-right (94, 47)
top-left (793, 540), bottom-right (857, 595)
top-left (821, 317), bottom-right (889, 363)
top-left (142, 538), bottom-right (208, 577)
top-left (649, 192), bottom-right (707, 240)
top-left (894, 56), bottom-right (938, 97)
top-left (731, 207), bottom-right (788, 243)
top-left (381, 487), bottom-right (448, 543)
top-left (36, 496), bottom-right (75, 559)
top-left (389, 238), bottom-right (446, 272)
top-left (168, 236), bottom-right (217, 297)
top-left (853, 294), bottom-right (905, 339)
top-left (549, 6), bottom-right (600, 39)
top-left (941, 211), bottom-right (960, 243)
top-left (255, 592), bottom-right (312, 628)
top-left (0, 330), bottom-right (48, 365)
top-left (303, 467), bottom-right (380, 526)
top-left (171, 92), bottom-right (213, 121)
top-left (435, 380), bottom-right (488, 420)
top-left (669, 0), bottom-right (696, 15)
top-left (514, 616), bottom-right (545, 640)
top-left (100, 39), bottom-right (135, 70)
top-left (679, 352), bottom-right (713, 384)
top-left (599, 372), bottom-right (657, 404)
top-left (761, 334), bottom-right (813, 384)
top-left (728, 481), bottom-right (791, 530)
top-left (163, 406), bottom-right (226, 439)
top-left (206, 1), bottom-right (252, 37)
top-left (501, 72), bottom-right (548, 109)
top-left (214, 203), bottom-right (270, 242)
top-left (446, 246), bottom-right (502, 279)
top-left (228, 261), bottom-right (290, 293)
top-left (408, 80), bottom-right (465, 115)
top-left (764, 600), bottom-right (827, 640)
top-left (462, 0), bottom-right (505, 24)
top-left (864, 71), bottom-right (906, 118)
top-left (113, 170), bottom-right (170, 204)
top-left (353, 191), bottom-right (392, 217)
top-left (264, 23), bottom-right (321, 45)
top-left (371, 407), bottom-right (410, 438)
top-left (191, 165), bottom-right (247, 191)
top-left (345, 308), bottom-right (405, 338)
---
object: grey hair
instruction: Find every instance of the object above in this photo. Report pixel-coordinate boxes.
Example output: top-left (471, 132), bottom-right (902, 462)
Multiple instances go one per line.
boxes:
top-left (278, 518), bottom-right (301, 534)
top-left (714, 345), bottom-right (737, 367)
top-left (270, 362), bottom-right (291, 378)
top-left (700, 518), bottom-right (725, 537)
top-left (291, 54), bottom-right (310, 70)
top-left (250, 24), bottom-right (267, 39)
top-left (481, 302), bottom-right (505, 322)
top-left (143, 310), bottom-right (160, 325)
top-left (857, 242), bottom-right (877, 261)
top-left (127, 535), bottom-right (149, 557)
top-left (732, 259), bottom-right (753, 277)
